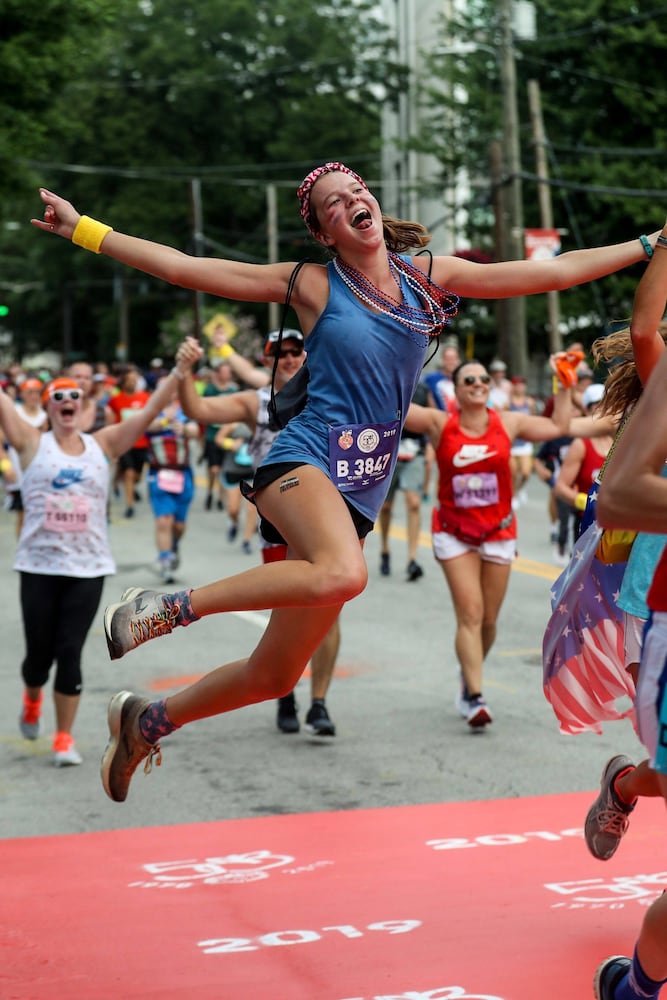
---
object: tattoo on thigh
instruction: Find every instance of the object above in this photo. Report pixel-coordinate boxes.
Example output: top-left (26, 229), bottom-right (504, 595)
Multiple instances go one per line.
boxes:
top-left (279, 476), bottom-right (300, 493)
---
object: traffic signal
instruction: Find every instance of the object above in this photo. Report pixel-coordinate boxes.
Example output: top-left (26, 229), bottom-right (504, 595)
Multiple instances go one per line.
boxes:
top-left (0, 305), bottom-right (8, 317)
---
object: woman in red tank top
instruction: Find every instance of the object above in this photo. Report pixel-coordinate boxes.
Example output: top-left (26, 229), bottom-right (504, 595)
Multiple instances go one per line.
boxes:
top-left (405, 355), bottom-right (577, 729)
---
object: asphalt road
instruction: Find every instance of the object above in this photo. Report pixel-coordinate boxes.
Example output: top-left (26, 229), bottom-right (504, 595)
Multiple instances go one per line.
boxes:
top-left (0, 474), bottom-right (643, 840)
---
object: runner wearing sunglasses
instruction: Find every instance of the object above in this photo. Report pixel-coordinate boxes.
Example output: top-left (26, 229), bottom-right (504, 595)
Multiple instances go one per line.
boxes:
top-left (1, 370), bottom-right (188, 767)
top-left (405, 354), bottom-right (578, 728)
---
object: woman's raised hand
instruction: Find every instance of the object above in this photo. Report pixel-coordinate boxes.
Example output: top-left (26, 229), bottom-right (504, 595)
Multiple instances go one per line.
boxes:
top-left (30, 189), bottom-right (80, 240)
top-left (176, 336), bottom-right (204, 370)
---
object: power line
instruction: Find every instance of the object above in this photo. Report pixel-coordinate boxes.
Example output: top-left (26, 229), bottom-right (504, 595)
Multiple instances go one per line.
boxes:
top-left (521, 6), bottom-right (667, 44)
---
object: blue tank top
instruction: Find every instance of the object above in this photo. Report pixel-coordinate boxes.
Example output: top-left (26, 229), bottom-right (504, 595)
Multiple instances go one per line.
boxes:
top-left (263, 256), bottom-right (431, 521)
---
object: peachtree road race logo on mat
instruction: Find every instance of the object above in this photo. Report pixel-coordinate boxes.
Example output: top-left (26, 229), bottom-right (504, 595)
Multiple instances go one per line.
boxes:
top-left (338, 989), bottom-right (506, 1000)
top-left (128, 850), bottom-right (333, 889)
top-left (546, 871), bottom-right (667, 910)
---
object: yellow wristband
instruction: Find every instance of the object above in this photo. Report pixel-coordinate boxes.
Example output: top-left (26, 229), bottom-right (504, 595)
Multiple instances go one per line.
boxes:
top-left (72, 215), bottom-right (113, 254)
top-left (552, 375), bottom-right (560, 395)
top-left (219, 344), bottom-right (235, 359)
top-left (222, 437), bottom-right (234, 450)
top-left (574, 492), bottom-right (587, 511)
top-left (0, 458), bottom-right (11, 474)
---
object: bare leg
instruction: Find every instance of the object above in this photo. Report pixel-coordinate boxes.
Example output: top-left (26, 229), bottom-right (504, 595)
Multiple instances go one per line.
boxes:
top-left (54, 691), bottom-right (79, 735)
top-left (242, 502), bottom-right (258, 546)
top-left (632, 772), bottom-right (667, 981)
top-left (155, 513), bottom-right (175, 554)
top-left (166, 603), bottom-right (344, 725)
top-left (635, 890), bottom-right (667, 983)
top-left (378, 498), bottom-right (392, 558)
top-left (189, 468), bottom-right (368, 617)
top-left (617, 758), bottom-right (663, 803)
top-left (440, 552), bottom-right (511, 696)
top-left (405, 489), bottom-right (421, 564)
top-left (310, 616), bottom-right (341, 701)
top-left (480, 559), bottom-right (513, 659)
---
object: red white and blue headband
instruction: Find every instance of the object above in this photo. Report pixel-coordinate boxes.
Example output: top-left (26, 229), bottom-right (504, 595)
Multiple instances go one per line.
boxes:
top-left (297, 162), bottom-right (368, 236)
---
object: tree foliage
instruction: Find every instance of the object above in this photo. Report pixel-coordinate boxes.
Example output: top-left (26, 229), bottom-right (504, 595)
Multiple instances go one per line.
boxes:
top-left (415, 1), bottom-right (667, 360)
top-left (3, 0), bottom-right (406, 364)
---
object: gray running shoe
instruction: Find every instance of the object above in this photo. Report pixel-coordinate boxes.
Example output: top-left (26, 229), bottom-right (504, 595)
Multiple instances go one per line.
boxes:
top-left (593, 955), bottom-right (632, 999)
top-left (19, 694), bottom-right (42, 740)
top-left (585, 755), bottom-right (636, 861)
top-left (104, 587), bottom-right (180, 660)
top-left (101, 691), bottom-right (162, 803)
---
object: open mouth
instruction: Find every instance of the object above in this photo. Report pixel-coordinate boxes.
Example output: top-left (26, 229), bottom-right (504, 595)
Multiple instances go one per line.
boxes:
top-left (351, 208), bottom-right (372, 229)
top-left (60, 406), bottom-right (76, 417)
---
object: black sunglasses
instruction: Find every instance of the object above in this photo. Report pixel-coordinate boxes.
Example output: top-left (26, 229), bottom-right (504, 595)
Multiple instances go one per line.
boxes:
top-left (462, 374), bottom-right (491, 386)
top-left (277, 348), bottom-right (304, 359)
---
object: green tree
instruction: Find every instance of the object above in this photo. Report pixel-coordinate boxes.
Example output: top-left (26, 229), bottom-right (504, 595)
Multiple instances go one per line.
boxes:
top-left (414, 1), bottom-right (667, 363)
top-left (6, 0), bottom-right (406, 364)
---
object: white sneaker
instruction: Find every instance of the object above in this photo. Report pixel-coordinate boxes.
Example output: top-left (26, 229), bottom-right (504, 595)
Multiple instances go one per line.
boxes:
top-left (456, 692), bottom-right (493, 728)
top-left (553, 546), bottom-right (569, 567)
top-left (53, 733), bottom-right (83, 767)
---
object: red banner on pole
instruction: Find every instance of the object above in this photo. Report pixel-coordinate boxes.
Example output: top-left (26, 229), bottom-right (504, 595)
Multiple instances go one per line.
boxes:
top-left (525, 228), bottom-right (561, 260)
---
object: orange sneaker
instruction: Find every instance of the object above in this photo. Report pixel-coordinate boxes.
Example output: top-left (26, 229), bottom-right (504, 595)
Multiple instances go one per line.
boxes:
top-left (53, 731), bottom-right (83, 768)
top-left (19, 691), bottom-right (43, 740)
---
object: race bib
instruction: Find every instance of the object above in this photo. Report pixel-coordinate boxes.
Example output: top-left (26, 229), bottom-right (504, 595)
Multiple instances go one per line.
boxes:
top-left (157, 468), bottom-right (185, 494)
top-left (44, 494), bottom-right (90, 532)
top-left (329, 420), bottom-right (399, 493)
top-left (452, 472), bottom-right (499, 508)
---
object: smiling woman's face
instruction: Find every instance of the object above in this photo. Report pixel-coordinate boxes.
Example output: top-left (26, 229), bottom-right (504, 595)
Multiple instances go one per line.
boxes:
top-left (309, 172), bottom-right (379, 247)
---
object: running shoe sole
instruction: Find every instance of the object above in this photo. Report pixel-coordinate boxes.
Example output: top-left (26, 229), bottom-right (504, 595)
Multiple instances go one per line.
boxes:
top-left (103, 587), bottom-right (147, 660)
top-left (100, 690), bottom-right (133, 800)
top-left (305, 721), bottom-right (336, 737)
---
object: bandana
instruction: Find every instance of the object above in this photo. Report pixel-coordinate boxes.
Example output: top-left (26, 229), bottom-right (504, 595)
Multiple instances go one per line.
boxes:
top-left (297, 162), bottom-right (368, 236)
top-left (42, 377), bottom-right (80, 406)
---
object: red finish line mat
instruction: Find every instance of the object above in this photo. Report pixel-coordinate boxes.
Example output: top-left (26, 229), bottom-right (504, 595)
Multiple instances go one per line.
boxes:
top-left (2, 791), bottom-right (665, 1000)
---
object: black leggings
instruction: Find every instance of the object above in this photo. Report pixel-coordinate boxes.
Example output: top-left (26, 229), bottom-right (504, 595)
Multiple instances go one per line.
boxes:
top-left (20, 573), bottom-right (105, 696)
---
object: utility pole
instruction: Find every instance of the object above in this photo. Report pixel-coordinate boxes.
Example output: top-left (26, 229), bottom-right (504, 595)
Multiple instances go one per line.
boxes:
top-left (497, 0), bottom-right (528, 377)
top-left (266, 183), bottom-right (279, 331)
top-left (190, 178), bottom-right (204, 339)
top-left (528, 79), bottom-right (562, 353)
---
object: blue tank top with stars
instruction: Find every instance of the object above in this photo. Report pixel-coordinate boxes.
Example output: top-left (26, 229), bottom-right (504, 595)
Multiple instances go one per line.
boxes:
top-left (262, 255), bottom-right (432, 522)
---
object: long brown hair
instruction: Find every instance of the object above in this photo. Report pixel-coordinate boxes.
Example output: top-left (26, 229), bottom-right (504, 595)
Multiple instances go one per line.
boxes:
top-left (381, 215), bottom-right (431, 253)
top-left (592, 320), bottom-right (667, 416)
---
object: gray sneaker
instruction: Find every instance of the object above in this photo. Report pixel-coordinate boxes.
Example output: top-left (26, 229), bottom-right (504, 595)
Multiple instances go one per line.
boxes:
top-left (593, 955), bottom-right (632, 999)
top-left (19, 694), bottom-right (42, 740)
top-left (104, 587), bottom-right (180, 660)
top-left (101, 691), bottom-right (162, 803)
top-left (585, 755), bottom-right (636, 861)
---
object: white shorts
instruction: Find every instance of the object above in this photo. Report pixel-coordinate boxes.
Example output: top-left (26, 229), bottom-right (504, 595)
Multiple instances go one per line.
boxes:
top-left (432, 531), bottom-right (516, 565)
top-left (623, 611), bottom-right (645, 670)
top-left (636, 611), bottom-right (667, 774)
top-left (510, 442), bottom-right (534, 458)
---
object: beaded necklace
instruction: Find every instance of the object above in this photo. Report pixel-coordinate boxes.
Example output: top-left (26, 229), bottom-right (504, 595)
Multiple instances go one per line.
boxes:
top-left (333, 252), bottom-right (459, 339)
